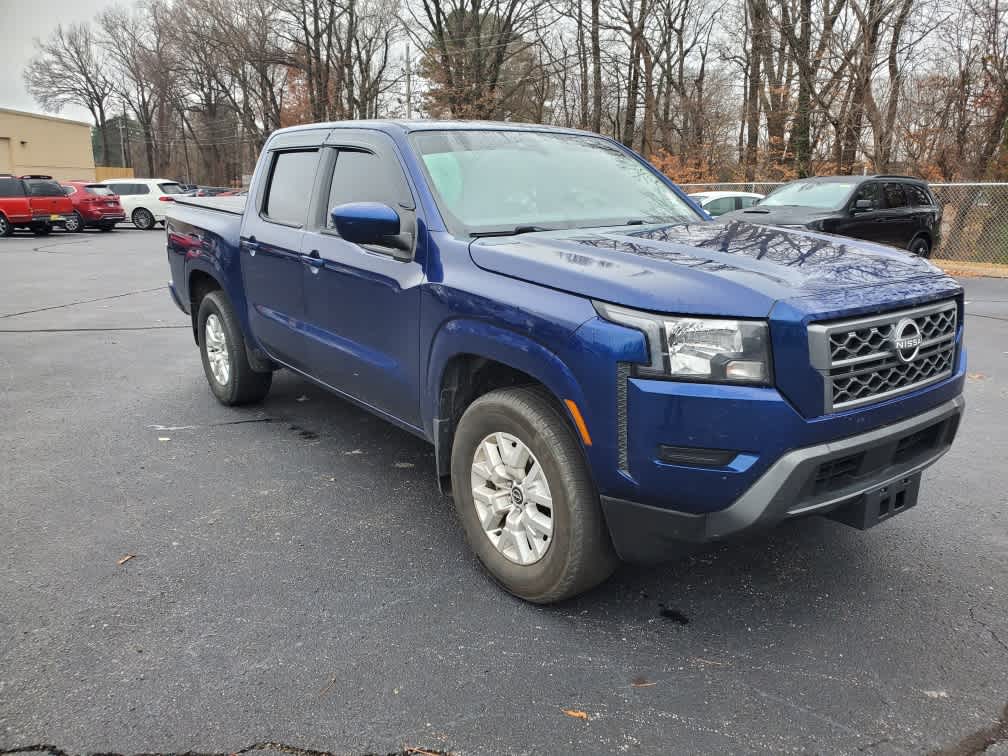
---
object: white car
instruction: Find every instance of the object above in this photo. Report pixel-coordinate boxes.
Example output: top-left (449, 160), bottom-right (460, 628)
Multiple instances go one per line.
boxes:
top-left (102, 178), bottom-right (187, 230)
top-left (689, 190), bottom-right (764, 216)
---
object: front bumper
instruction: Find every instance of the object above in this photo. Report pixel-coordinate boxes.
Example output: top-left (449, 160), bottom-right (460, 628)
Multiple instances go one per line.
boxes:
top-left (601, 395), bottom-right (964, 561)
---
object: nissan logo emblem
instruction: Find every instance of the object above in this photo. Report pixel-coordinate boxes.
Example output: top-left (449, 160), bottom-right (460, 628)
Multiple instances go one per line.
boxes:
top-left (892, 318), bottom-right (922, 363)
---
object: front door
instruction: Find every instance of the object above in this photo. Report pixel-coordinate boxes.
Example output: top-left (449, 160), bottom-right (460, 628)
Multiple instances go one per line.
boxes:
top-left (835, 181), bottom-right (883, 243)
top-left (240, 142), bottom-right (324, 371)
top-left (300, 133), bottom-right (424, 428)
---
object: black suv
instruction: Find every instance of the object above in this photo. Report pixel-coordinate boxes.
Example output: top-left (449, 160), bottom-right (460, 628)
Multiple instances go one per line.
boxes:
top-left (720, 175), bottom-right (942, 257)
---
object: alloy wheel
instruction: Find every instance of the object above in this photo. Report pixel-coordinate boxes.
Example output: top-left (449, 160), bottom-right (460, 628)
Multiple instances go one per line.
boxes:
top-left (204, 313), bottom-right (231, 385)
top-left (470, 432), bottom-right (554, 565)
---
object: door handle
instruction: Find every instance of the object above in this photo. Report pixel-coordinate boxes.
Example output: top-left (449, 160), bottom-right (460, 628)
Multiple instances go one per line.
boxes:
top-left (241, 236), bottom-right (260, 254)
top-left (302, 250), bottom-right (324, 270)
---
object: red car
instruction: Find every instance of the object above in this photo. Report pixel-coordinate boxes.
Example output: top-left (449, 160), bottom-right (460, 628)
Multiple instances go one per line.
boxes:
top-left (0, 174), bottom-right (74, 236)
top-left (60, 181), bottom-right (127, 232)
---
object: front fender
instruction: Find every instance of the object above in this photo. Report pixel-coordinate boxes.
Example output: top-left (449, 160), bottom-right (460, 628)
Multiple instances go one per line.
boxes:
top-left (425, 319), bottom-right (591, 433)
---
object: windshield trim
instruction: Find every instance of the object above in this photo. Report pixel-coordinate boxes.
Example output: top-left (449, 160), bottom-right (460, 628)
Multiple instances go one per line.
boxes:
top-left (408, 128), bottom-right (705, 238)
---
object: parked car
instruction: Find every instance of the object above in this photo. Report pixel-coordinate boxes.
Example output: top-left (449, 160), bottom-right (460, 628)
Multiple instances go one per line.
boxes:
top-left (194, 186), bottom-right (231, 197)
top-left (721, 175), bottom-right (942, 257)
top-left (166, 122), bottom-right (965, 603)
top-left (102, 178), bottom-right (187, 230)
top-left (688, 190), bottom-right (763, 216)
top-left (60, 181), bottom-right (127, 232)
top-left (0, 174), bottom-right (74, 236)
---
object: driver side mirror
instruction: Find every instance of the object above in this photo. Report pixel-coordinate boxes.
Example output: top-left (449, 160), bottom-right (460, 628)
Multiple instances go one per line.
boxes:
top-left (329, 202), bottom-right (411, 258)
top-left (852, 199), bottom-right (875, 213)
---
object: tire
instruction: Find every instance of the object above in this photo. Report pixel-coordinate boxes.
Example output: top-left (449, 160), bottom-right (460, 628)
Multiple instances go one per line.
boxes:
top-left (450, 386), bottom-right (618, 603)
top-left (31, 223), bottom-right (52, 236)
top-left (197, 290), bottom-right (272, 405)
top-left (132, 208), bottom-right (155, 230)
top-left (63, 212), bottom-right (84, 233)
top-left (0, 214), bottom-right (11, 237)
top-left (909, 237), bottom-right (932, 258)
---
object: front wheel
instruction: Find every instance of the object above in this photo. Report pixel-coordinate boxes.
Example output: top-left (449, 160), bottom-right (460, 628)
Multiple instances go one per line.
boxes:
top-left (63, 212), bottom-right (84, 233)
top-left (450, 386), bottom-right (618, 603)
top-left (909, 237), bottom-right (932, 258)
top-left (132, 208), bottom-right (155, 230)
top-left (197, 290), bottom-right (272, 405)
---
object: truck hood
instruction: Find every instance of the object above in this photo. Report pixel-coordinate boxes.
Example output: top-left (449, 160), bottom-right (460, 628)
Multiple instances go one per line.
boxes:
top-left (468, 221), bottom-right (952, 318)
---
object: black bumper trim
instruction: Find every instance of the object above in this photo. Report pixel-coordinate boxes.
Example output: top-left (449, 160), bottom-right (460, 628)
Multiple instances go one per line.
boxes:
top-left (601, 396), bottom-right (965, 562)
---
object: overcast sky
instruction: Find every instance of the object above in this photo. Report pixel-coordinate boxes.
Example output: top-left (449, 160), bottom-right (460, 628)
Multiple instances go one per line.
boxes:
top-left (0, 0), bottom-right (124, 123)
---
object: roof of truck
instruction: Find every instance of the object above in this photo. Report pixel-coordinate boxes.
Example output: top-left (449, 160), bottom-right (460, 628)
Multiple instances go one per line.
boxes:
top-left (273, 119), bottom-right (598, 137)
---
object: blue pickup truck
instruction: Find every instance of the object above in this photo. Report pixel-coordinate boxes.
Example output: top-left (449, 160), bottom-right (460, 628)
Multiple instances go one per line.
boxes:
top-left (166, 121), bottom-right (965, 603)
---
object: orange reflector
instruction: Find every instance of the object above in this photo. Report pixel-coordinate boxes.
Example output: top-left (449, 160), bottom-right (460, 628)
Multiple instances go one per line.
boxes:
top-left (564, 399), bottom-right (593, 446)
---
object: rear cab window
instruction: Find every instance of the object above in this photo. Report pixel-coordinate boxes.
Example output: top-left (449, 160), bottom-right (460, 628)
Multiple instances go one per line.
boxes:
top-left (262, 150), bottom-right (319, 226)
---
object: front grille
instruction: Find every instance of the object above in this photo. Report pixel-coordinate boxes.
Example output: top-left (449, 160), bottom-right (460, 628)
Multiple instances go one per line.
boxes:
top-left (808, 300), bottom-right (957, 412)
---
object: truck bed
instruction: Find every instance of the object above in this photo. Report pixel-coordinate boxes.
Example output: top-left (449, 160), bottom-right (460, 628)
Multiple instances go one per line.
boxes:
top-left (171, 196), bottom-right (247, 215)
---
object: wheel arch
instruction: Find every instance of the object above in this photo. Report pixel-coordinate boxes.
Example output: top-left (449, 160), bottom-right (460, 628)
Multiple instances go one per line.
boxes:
top-left (427, 320), bottom-right (593, 493)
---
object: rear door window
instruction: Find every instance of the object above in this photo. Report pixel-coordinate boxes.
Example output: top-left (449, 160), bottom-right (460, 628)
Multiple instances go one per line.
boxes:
top-left (883, 183), bottom-right (907, 208)
top-left (263, 150), bottom-right (319, 226)
top-left (0, 178), bottom-right (24, 197)
top-left (904, 184), bottom-right (932, 206)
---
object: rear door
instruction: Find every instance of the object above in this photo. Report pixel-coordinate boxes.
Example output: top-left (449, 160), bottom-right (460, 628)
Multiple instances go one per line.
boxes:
top-left (239, 130), bottom-right (328, 370)
top-left (0, 176), bottom-right (30, 224)
top-left (299, 130), bottom-right (424, 427)
top-left (879, 182), bottom-right (915, 248)
top-left (23, 179), bottom-right (72, 220)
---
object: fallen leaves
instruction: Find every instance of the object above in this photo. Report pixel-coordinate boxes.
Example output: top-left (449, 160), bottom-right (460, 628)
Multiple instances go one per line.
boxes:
top-left (562, 708), bottom-right (589, 721)
top-left (631, 676), bottom-right (656, 688)
top-left (116, 554), bottom-right (136, 565)
top-left (967, 372), bottom-right (988, 381)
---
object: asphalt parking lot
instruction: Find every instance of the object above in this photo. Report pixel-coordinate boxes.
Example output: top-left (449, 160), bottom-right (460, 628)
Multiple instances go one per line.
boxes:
top-left (0, 227), bottom-right (1005, 755)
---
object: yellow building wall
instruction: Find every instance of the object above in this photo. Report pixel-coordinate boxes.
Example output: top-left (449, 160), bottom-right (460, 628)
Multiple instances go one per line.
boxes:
top-left (0, 108), bottom-right (96, 181)
top-left (95, 166), bottom-right (134, 181)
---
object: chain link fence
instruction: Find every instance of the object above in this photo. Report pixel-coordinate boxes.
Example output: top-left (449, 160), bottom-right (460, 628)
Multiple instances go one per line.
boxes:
top-left (679, 181), bottom-right (1008, 265)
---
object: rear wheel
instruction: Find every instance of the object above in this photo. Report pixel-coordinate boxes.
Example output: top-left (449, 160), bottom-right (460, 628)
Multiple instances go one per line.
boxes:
top-left (909, 237), bottom-right (932, 258)
top-left (0, 214), bottom-right (11, 237)
top-left (63, 212), bottom-right (84, 233)
top-left (132, 208), bottom-right (155, 230)
top-left (450, 386), bottom-right (618, 603)
top-left (197, 290), bottom-right (272, 405)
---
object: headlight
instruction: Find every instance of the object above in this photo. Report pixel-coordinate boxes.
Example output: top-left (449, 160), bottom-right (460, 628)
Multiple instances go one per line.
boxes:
top-left (594, 302), bottom-right (772, 384)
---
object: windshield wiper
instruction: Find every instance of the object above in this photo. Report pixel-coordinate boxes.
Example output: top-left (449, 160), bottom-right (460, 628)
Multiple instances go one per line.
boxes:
top-left (470, 225), bottom-right (556, 238)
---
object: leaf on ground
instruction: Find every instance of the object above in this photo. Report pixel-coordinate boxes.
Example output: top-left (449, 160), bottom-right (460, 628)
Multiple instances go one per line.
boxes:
top-left (562, 708), bottom-right (589, 721)
top-left (395, 462), bottom-right (415, 468)
top-left (296, 395), bottom-right (310, 402)
top-left (967, 372), bottom-right (988, 381)
top-left (158, 436), bottom-right (170, 442)
top-left (631, 676), bottom-right (656, 687)
top-left (116, 554), bottom-right (136, 565)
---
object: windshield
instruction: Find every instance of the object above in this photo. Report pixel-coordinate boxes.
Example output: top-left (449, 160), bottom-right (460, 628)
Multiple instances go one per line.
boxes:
top-left (85, 185), bottom-right (113, 196)
top-left (410, 130), bottom-right (701, 236)
top-left (760, 180), bottom-right (858, 210)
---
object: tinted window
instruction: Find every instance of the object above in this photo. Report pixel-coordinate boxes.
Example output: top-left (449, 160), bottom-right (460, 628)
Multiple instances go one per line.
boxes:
top-left (883, 183), bottom-right (907, 208)
top-left (853, 182), bottom-right (881, 209)
top-left (85, 185), bottom-right (113, 196)
top-left (23, 180), bottom-right (64, 197)
top-left (326, 149), bottom-right (413, 227)
top-left (704, 197), bottom-right (735, 216)
top-left (263, 150), bottom-right (318, 225)
top-left (62, 185), bottom-right (77, 195)
top-left (158, 182), bottom-right (184, 194)
top-left (739, 196), bottom-right (760, 208)
top-left (0, 178), bottom-right (24, 197)
top-left (110, 183), bottom-right (138, 195)
top-left (904, 184), bottom-right (932, 206)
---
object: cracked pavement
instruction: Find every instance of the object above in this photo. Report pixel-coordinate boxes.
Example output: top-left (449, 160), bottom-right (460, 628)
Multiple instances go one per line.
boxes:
top-left (0, 229), bottom-right (1006, 754)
